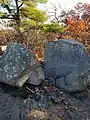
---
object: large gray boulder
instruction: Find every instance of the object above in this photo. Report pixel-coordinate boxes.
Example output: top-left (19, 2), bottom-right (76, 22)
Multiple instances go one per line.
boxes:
top-left (0, 42), bottom-right (44, 87)
top-left (44, 39), bottom-right (90, 92)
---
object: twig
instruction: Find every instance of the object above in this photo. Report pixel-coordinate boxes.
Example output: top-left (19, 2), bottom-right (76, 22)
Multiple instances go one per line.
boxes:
top-left (24, 85), bottom-right (35, 94)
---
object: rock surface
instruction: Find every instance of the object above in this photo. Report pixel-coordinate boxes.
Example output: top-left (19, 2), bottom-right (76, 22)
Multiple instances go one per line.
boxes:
top-left (0, 42), bottom-right (44, 87)
top-left (44, 39), bottom-right (90, 92)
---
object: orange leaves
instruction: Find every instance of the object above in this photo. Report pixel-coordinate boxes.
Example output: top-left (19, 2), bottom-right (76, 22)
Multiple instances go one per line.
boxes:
top-left (67, 18), bottom-right (86, 32)
top-left (68, 19), bottom-right (74, 26)
top-left (78, 20), bottom-right (86, 30)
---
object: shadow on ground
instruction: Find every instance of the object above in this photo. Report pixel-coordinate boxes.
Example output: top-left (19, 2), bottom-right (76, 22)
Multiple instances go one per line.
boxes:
top-left (0, 80), bottom-right (90, 120)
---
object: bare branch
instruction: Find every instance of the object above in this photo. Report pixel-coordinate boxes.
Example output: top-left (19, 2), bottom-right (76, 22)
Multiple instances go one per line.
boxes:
top-left (18, 0), bottom-right (24, 8)
top-left (47, 3), bottom-right (62, 23)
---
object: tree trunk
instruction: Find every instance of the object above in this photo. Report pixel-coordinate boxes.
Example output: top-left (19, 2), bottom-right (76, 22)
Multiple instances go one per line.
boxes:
top-left (15, 0), bottom-right (20, 30)
top-left (15, 0), bottom-right (24, 43)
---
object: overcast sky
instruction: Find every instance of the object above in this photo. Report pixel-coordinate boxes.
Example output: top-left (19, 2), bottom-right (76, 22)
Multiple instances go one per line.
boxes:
top-left (38, 0), bottom-right (90, 11)
top-left (37, 0), bottom-right (90, 23)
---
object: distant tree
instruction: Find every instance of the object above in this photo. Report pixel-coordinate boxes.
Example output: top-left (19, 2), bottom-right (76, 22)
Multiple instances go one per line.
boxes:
top-left (47, 3), bottom-right (62, 23)
top-left (59, 3), bottom-right (90, 45)
top-left (20, 0), bottom-right (47, 30)
top-left (41, 22), bottom-right (67, 33)
top-left (0, 0), bottom-right (48, 30)
top-left (0, 0), bottom-right (48, 44)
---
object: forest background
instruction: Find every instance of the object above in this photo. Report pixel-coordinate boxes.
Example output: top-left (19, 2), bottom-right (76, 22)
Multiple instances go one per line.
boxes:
top-left (0, 0), bottom-right (90, 61)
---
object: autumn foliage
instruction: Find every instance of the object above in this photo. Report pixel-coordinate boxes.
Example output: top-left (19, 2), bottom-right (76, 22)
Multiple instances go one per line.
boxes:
top-left (0, 2), bottom-right (90, 60)
top-left (60, 3), bottom-right (90, 51)
top-left (66, 17), bottom-right (88, 43)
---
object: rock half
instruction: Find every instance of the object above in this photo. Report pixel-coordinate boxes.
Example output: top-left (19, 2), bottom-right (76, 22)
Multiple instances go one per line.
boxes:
top-left (44, 39), bottom-right (90, 92)
top-left (0, 42), bottom-right (44, 87)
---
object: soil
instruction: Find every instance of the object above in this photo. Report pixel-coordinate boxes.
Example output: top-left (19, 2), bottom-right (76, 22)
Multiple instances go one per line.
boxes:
top-left (0, 79), bottom-right (90, 120)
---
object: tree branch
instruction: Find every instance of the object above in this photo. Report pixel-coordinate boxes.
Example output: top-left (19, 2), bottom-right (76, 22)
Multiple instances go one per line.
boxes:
top-left (18, 0), bottom-right (24, 8)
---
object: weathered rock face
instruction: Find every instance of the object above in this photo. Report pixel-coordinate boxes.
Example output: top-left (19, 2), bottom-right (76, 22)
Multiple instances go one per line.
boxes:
top-left (27, 67), bottom-right (45, 85)
top-left (44, 39), bottom-right (90, 92)
top-left (0, 42), bottom-right (44, 87)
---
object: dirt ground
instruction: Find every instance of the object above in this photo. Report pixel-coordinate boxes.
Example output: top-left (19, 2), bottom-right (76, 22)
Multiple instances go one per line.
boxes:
top-left (0, 79), bottom-right (90, 120)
